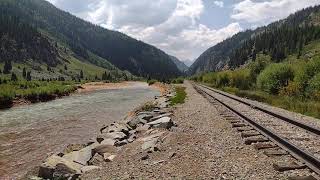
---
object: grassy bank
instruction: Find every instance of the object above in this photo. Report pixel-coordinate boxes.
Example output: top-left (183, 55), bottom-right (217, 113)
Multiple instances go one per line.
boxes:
top-left (170, 86), bottom-right (187, 106)
top-left (219, 87), bottom-right (320, 118)
top-left (0, 80), bottom-right (77, 108)
top-left (192, 41), bottom-right (320, 119)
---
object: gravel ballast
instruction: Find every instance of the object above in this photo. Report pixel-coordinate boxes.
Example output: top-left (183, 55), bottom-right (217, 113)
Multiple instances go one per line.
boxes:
top-left (81, 81), bottom-right (298, 179)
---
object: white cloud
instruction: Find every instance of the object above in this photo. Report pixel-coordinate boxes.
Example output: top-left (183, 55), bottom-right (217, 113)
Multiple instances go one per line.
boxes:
top-left (213, 1), bottom-right (224, 8)
top-left (232, 0), bottom-right (320, 25)
top-left (46, 0), bottom-right (241, 60)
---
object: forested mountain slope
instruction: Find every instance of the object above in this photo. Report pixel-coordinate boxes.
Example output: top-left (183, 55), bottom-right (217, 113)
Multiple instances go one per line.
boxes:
top-left (0, 0), bottom-right (181, 79)
top-left (189, 5), bottom-right (320, 75)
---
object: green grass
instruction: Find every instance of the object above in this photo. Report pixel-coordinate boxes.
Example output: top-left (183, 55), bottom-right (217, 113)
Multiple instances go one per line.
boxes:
top-left (0, 80), bottom-right (77, 108)
top-left (220, 87), bottom-right (320, 119)
top-left (170, 86), bottom-right (187, 106)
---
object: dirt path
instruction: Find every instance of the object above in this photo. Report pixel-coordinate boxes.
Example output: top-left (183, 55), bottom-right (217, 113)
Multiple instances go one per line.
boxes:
top-left (82, 81), bottom-right (288, 179)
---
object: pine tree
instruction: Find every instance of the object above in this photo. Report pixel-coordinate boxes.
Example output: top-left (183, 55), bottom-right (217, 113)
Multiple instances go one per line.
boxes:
top-left (64, 65), bottom-right (68, 70)
top-left (22, 67), bottom-right (26, 78)
top-left (11, 72), bottom-right (18, 81)
top-left (26, 71), bottom-right (32, 81)
top-left (80, 70), bottom-right (84, 79)
top-left (3, 61), bottom-right (12, 74)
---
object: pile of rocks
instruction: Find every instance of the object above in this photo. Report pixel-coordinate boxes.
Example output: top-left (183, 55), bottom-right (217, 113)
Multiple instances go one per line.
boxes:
top-left (36, 89), bottom-right (176, 179)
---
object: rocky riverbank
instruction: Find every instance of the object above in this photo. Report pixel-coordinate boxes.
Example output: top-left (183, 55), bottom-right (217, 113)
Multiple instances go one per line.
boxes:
top-left (29, 83), bottom-right (175, 179)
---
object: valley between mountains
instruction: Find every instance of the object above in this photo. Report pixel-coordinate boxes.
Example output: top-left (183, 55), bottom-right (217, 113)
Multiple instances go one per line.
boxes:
top-left (1, 0), bottom-right (320, 179)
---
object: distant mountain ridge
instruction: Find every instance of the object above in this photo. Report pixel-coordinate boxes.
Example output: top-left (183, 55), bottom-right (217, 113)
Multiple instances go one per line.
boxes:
top-left (0, 0), bottom-right (181, 79)
top-left (189, 5), bottom-right (320, 75)
top-left (170, 56), bottom-right (188, 72)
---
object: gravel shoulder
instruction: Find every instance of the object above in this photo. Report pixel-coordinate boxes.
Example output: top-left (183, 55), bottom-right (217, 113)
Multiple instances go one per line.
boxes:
top-left (82, 81), bottom-right (287, 179)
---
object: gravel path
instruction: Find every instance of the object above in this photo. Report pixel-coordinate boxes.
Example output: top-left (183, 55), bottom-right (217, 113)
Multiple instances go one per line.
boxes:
top-left (81, 81), bottom-right (298, 179)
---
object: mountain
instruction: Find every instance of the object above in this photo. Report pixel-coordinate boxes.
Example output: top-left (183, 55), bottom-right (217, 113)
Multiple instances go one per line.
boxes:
top-left (183, 59), bottom-right (194, 67)
top-left (170, 56), bottom-right (188, 72)
top-left (0, 0), bottom-right (181, 80)
top-left (189, 5), bottom-right (320, 75)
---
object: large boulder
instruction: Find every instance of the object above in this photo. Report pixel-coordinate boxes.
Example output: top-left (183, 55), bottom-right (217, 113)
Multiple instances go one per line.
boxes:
top-left (147, 117), bottom-right (174, 129)
top-left (63, 143), bottom-right (98, 165)
top-left (38, 155), bottom-right (83, 179)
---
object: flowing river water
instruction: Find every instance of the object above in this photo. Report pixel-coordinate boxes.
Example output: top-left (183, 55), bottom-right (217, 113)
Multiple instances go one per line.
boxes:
top-left (0, 82), bottom-right (160, 179)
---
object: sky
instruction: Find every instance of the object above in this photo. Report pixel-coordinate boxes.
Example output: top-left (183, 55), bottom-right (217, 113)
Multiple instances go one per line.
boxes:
top-left (46, 0), bottom-right (320, 62)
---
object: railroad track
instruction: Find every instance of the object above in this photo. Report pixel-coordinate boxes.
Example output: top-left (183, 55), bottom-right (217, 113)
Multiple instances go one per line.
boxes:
top-left (193, 83), bottom-right (320, 179)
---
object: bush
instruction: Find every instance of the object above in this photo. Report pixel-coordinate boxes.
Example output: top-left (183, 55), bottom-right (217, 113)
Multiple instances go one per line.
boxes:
top-left (216, 72), bottom-right (231, 87)
top-left (147, 79), bottom-right (157, 85)
top-left (279, 81), bottom-right (302, 97)
top-left (171, 77), bottom-right (184, 84)
top-left (229, 69), bottom-right (251, 90)
top-left (306, 72), bottom-right (320, 99)
top-left (257, 63), bottom-right (294, 94)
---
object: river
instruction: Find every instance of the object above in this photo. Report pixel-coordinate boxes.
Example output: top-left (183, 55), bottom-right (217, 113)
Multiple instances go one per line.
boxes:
top-left (0, 82), bottom-right (159, 179)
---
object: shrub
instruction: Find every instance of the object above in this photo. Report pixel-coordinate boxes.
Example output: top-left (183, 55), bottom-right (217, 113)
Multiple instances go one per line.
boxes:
top-left (279, 81), bottom-right (302, 97)
top-left (257, 63), bottom-right (294, 94)
top-left (229, 69), bottom-right (251, 90)
top-left (171, 77), bottom-right (184, 84)
top-left (249, 54), bottom-right (271, 81)
top-left (147, 79), bottom-right (157, 85)
top-left (306, 72), bottom-right (320, 99)
top-left (216, 72), bottom-right (230, 87)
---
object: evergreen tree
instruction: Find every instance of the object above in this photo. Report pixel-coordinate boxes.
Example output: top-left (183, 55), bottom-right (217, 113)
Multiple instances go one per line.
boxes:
top-left (80, 70), bottom-right (84, 79)
top-left (3, 61), bottom-right (12, 74)
top-left (26, 71), bottom-right (32, 81)
top-left (11, 72), bottom-right (17, 81)
top-left (64, 65), bottom-right (68, 70)
top-left (22, 67), bottom-right (26, 78)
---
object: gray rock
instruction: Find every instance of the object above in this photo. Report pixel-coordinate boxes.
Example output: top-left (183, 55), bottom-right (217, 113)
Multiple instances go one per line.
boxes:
top-left (141, 154), bottom-right (149, 160)
top-left (93, 144), bottom-right (117, 155)
top-left (114, 139), bottom-right (128, 147)
top-left (101, 123), bottom-right (130, 134)
top-left (147, 117), bottom-right (174, 129)
top-left (103, 153), bottom-right (116, 162)
top-left (100, 138), bottom-right (116, 146)
top-left (81, 166), bottom-right (101, 173)
top-left (63, 143), bottom-right (98, 165)
top-left (141, 138), bottom-right (158, 151)
top-left (63, 144), bottom-right (86, 154)
top-left (97, 132), bottom-right (127, 143)
top-left (127, 134), bottom-right (137, 143)
top-left (88, 153), bottom-right (104, 166)
top-left (136, 124), bottom-right (151, 132)
top-left (149, 113), bottom-right (173, 122)
top-left (38, 155), bottom-right (83, 179)
top-left (127, 117), bottom-right (147, 129)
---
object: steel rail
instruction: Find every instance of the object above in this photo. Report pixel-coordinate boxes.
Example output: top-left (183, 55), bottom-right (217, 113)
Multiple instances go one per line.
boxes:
top-left (193, 84), bottom-right (320, 175)
top-left (198, 83), bottom-right (320, 136)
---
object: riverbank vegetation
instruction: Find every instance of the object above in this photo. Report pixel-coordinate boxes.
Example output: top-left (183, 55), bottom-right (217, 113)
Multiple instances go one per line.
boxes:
top-left (0, 80), bottom-right (77, 108)
top-left (192, 41), bottom-right (320, 118)
top-left (170, 86), bottom-right (187, 106)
